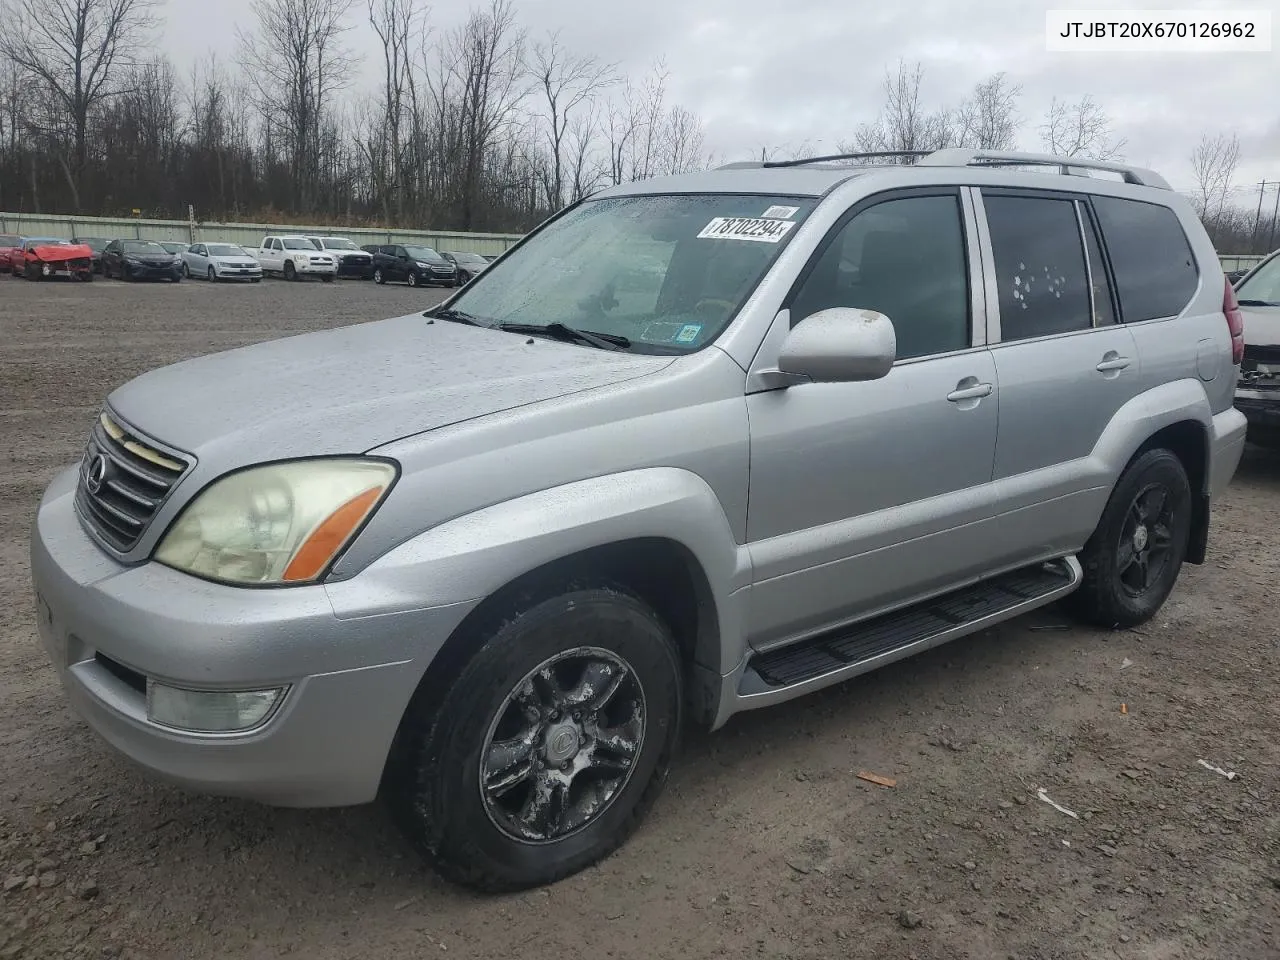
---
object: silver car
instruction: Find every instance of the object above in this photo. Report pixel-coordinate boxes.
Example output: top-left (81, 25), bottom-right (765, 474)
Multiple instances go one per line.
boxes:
top-left (181, 242), bottom-right (264, 283)
top-left (31, 148), bottom-right (1247, 892)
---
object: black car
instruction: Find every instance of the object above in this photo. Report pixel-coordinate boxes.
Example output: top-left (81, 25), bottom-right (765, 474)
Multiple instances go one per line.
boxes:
top-left (72, 237), bottom-right (112, 274)
top-left (371, 244), bottom-right (458, 287)
top-left (101, 239), bottom-right (184, 282)
top-left (307, 236), bottom-right (375, 279)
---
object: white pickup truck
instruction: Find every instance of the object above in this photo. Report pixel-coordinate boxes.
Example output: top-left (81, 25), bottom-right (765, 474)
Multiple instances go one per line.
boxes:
top-left (256, 235), bottom-right (338, 281)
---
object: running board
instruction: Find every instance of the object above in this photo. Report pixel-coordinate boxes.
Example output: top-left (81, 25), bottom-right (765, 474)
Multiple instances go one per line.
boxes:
top-left (738, 557), bottom-right (1082, 703)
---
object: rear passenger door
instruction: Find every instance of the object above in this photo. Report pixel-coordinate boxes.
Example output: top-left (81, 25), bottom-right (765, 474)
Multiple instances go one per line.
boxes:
top-left (975, 188), bottom-right (1141, 563)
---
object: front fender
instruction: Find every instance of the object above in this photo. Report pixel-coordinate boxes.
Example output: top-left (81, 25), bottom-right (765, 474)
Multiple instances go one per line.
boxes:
top-left (323, 467), bottom-right (751, 667)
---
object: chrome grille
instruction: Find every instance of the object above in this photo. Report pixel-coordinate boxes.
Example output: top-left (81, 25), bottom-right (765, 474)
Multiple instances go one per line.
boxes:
top-left (74, 412), bottom-right (188, 552)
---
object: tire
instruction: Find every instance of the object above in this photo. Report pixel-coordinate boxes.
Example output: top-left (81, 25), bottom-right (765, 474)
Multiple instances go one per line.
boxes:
top-left (387, 585), bottom-right (683, 892)
top-left (284, 261), bottom-right (296, 281)
top-left (183, 262), bottom-right (191, 279)
top-left (207, 266), bottom-right (216, 282)
top-left (251, 278), bottom-right (261, 283)
top-left (321, 274), bottom-right (334, 283)
top-left (407, 271), bottom-right (419, 288)
top-left (171, 273), bottom-right (181, 283)
top-left (1068, 448), bottom-right (1192, 629)
top-left (81, 271), bottom-right (93, 283)
top-left (122, 264), bottom-right (133, 282)
top-left (374, 268), bottom-right (385, 284)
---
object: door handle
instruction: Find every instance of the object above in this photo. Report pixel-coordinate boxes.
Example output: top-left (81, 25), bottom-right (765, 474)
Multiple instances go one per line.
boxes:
top-left (1096, 355), bottom-right (1131, 372)
top-left (947, 381), bottom-right (993, 402)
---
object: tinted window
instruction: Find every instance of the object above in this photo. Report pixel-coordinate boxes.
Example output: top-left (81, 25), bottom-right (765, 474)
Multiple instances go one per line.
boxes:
top-left (1092, 196), bottom-right (1198, 322)
top-left (790, 194), bottom-right (970, 360)
top-left (985, 195), bottom-right (1091, 341)
top-left (1082, 206), bottom-right (1116, 326)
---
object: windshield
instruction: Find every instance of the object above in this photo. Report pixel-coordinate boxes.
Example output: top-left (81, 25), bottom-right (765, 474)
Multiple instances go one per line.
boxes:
top-left (322, 238), bottom-right (359, 250)
top-left (447, 193), bottom-right (813, 353)
top-left (0, 235), bottom-right (18, 246)
top-left (207, 244), bottom-right (247, 257)
top-left (447, 252), bottom-right (487, 264)
top-left (76, 238), bottom-right (108, 251)
top-left (29, 237), bottom-right (66, 246)
top-left (283, 238), bottom-right (314, 250)
top-left (123, 241), bottom-right (167, 254)
top-left (404, 245), bottom-right (441, 261)
top-left (160, 242), bottom-right (187, 253)
top-left (1237, 254), bottom-right (1280, 306)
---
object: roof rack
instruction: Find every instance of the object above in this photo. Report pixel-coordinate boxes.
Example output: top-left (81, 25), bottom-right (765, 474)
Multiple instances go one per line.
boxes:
top-left (917, 149), bottom-right (1170, 189)
top-left (717, 148), bottom-right (1170, 190)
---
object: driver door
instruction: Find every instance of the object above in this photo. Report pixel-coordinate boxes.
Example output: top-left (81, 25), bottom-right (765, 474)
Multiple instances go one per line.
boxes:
top-left (745, 188), bottom-right (1001, 649)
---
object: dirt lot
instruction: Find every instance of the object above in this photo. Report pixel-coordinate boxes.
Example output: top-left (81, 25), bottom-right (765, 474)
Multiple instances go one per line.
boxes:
top-left (1, 274), bottom-right (1278, 960)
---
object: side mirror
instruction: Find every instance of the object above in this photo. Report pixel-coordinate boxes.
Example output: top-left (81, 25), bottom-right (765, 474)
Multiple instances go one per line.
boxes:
top-left (777, 307), bottom-right (896, 383)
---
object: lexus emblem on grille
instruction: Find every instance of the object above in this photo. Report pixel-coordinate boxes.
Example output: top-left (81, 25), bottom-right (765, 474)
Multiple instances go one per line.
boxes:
top-left (85, 453), bottom-right (109, 494)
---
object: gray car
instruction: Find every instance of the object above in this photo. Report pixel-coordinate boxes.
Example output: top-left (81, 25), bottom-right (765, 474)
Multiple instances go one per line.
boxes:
top-left (1232, 248), bottom-right (1280, 444)
top-left (31, 148), bottom-right (1246, 892)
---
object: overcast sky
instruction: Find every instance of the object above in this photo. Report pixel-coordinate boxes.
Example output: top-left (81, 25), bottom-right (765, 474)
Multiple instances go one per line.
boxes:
top-left (165, 0), bottom-right (1278, 205)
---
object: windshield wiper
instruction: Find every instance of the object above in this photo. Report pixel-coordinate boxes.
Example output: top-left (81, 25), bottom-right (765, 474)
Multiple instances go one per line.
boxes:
top-left (429, 307), bottom-right (487, 326)
top-left (497, 321), bottom-right (631, 351)
top-left (1237, 299), bottom-right (1280, 307)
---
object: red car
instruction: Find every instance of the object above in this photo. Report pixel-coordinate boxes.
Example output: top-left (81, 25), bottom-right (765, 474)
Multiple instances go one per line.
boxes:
top-left (0, 234), bottom-right (20, 273)
top-left (14, 237), bottom-right (94, 281)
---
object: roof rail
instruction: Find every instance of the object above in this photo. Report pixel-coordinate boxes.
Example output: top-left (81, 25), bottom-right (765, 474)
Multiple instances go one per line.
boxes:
top-left (716, 151), bottom-right (930, 171)
top-left (918, 149), bottom-right (1171, 190)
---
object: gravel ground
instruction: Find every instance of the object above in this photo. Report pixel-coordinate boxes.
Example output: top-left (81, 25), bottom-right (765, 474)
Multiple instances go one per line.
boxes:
top-left (1, 274), bottom-right (1279, 960)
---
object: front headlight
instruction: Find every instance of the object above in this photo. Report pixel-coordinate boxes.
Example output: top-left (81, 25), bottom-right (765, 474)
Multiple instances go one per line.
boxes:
top-left (154, 458), bottom-right (396, 585)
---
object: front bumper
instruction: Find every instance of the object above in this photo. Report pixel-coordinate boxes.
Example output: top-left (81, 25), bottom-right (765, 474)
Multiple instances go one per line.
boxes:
top-left (288, 260), bottom-right (337, 276)
top-left (31, 467), bottom-right (477, 807)
top-left (214, 264), bottom-right (263, 280)
top-left (126, 263), bottom-right (181, 280)
top-left (336, 259), bottom-right (374, 278)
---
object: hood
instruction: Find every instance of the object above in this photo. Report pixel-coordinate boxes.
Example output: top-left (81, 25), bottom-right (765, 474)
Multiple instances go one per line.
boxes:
top-left (107, 313), bottom-right (673, 464)
top-left (31, 243), bottom-right (92, 262)
top-left (211, 255), bottom-right (259, 265)
top-left (1241, 304), bottom-right (1280, 349)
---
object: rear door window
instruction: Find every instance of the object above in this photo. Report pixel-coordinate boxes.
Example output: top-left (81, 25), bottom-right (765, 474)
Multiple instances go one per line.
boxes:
top-left (983, 194), bottom-right (1091, 341)
top-left (1091, 196), bottom-right (1198, 322)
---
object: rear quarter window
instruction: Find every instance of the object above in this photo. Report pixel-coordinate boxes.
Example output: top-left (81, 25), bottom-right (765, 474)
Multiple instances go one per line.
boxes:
top-left (1092, 196), bottom-right (1198, 322)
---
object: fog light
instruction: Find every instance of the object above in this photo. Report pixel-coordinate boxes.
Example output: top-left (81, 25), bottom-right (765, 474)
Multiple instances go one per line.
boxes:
top-left (146, 681), bottom-right (285, 733)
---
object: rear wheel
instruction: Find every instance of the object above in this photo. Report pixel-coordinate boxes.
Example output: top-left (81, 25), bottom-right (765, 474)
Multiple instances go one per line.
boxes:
top-left (387, 585), bottom-right (682, 892)
top-left (1068, 448), bottom-right (1192, 628)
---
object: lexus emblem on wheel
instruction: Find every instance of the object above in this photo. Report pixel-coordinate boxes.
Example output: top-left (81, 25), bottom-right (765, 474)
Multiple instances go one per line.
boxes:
top-left (85, 453), bottom-right (109, 495)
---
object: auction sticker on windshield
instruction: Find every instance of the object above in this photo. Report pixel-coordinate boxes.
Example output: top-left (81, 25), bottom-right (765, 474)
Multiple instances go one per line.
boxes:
top-left (697, 217), bottom-right (795, 243)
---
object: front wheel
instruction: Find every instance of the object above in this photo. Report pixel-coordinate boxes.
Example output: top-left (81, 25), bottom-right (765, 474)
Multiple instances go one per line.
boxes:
top-left (208, 266), bottom-right (217, 282)
top-left (183, 262), bottom-right (191, 279)
top-left (407, 271), bottom-right (419, 287)
top-left (321, 274), bottom-right (334, 283)
top-left (284, 261), bottom-right (296, 281)
top-left (1068, 448), bottom-right (1192, 628)
top-left (373, 268), bottom-right (385, 284)
top-left (387, 586), bottom-right (682, 892)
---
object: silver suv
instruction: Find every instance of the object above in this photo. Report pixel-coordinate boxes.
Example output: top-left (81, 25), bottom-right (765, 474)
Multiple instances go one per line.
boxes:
top-left (31, 148), bottom-right (1247, 891)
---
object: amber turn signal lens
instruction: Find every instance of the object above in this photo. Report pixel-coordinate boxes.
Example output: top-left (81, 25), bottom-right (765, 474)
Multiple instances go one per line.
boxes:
top-left (282, 486), bottom-right (384, 582)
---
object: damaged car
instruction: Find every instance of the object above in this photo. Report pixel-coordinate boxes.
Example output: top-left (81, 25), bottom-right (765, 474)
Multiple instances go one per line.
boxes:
top-left (1233, 248), bottom-right (1280, 446)
top-left (15, 237), bottom-right (94, 281)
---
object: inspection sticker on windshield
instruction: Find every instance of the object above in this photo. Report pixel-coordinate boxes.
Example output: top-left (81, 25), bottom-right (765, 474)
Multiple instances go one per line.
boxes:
top-left (697, 216), bottom-right (795, 243)
top-left (761, 204), bottom-right (799, 219)
top-left (675, 324), bottom-right (702, 343)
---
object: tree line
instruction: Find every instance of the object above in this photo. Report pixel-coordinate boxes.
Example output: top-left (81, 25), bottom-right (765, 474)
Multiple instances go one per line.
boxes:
top-left (0, 1), bottom-right (1274, 253)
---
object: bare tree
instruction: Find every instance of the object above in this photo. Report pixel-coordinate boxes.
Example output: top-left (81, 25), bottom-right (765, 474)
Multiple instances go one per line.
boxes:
top-left (953, 72), bottom-right (1021, 150)
top-left (565, 108), bottom-right (606, 201)
top-left (238, 0), bottom-right (358, 212)
top-left (1190, 132), bottom-right (1241, 219)
top-left (527, 31), bottom-right (615, 209)
top-left (0, 0), bottom-right (160, 210)
top-left (658, 104), bottom-right (706, 176)
top-left (1039, 94), bottom-right (1126, 160)
top-left (368, 0), bottom-right (423, 222)
top-left (845, 60), bottom-right (953, 160)
top-left (604, 81), bottom-right (640, 185)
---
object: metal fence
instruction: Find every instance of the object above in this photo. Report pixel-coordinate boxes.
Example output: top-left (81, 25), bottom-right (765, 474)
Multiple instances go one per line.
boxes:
top-left (0, 210), bottom-right (1271, 271)
top-left (0, 212), bottom-right (523, 256)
